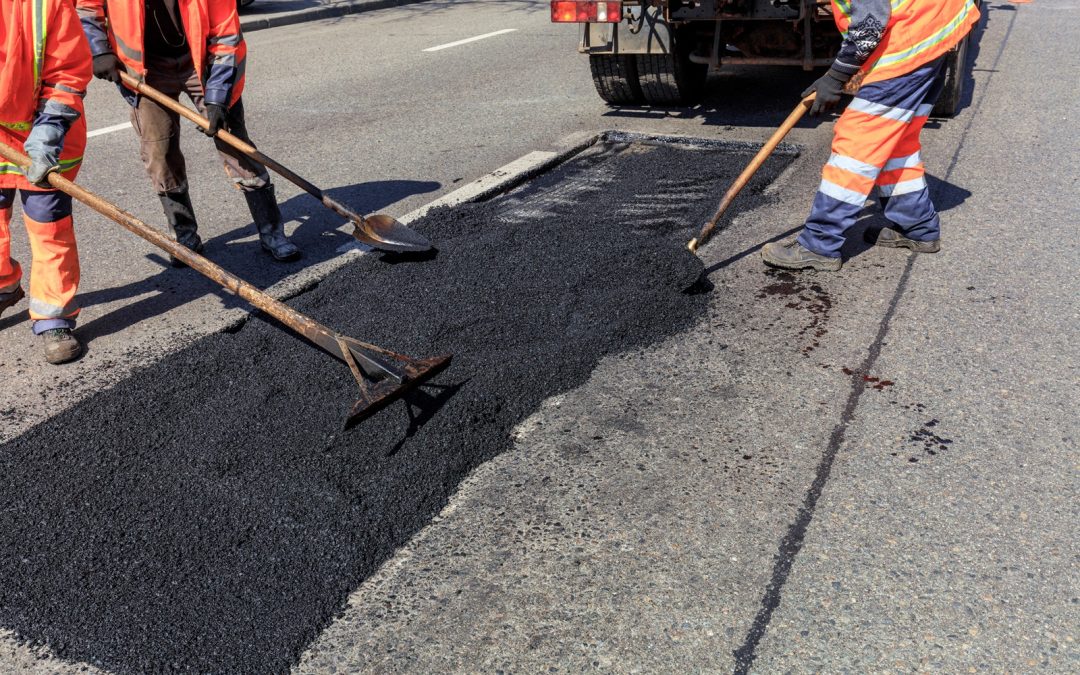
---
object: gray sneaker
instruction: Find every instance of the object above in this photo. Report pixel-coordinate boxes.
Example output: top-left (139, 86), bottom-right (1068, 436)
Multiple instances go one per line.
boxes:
top-left (761, 237), bottom-right (842, 272)
top-left (0, 286), bottom-right (25, 317)
top-left (866, 227), bottom-right (941, 253)
top-left (41, 328), bottom-right (83, 365)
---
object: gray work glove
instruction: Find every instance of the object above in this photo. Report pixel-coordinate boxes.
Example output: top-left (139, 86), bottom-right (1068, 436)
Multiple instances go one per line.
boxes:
top-left (92, 53), bottom-right (123, 84)
top-left (203, 103), bottom-right (227, 137)
top-left (802, 68), bottom-right (852, 116)
top-left (23, 123), bottom-right (66, 188)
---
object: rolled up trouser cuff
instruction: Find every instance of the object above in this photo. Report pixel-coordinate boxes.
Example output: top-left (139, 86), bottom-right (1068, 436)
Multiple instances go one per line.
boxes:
top-left (32, 318), bottom-right (76, 335)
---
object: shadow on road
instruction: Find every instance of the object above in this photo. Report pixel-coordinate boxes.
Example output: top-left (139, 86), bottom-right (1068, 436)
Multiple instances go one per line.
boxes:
top-left (71, 179), bottom-right (439, 344)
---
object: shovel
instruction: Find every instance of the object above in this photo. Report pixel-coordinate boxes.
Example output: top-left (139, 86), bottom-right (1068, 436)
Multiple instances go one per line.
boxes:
top-left (119, 71), bottom-right (432, 254)
top-left (688, 92), bottom-right (815, 253)
top-left (0, 141), bottom-right (450, 429)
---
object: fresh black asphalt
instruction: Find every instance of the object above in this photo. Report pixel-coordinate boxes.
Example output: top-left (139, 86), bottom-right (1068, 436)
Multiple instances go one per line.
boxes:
top-left (0, 140), bottom-right (794, 673)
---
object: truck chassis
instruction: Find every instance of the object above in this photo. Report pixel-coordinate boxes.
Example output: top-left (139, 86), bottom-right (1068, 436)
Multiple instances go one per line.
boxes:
top-left (569, 0), bottom-right (975, 117)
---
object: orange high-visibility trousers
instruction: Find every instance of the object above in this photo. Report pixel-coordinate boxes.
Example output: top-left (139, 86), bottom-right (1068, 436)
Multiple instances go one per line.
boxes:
top-left (0, 189), bottom-right (80, 329)
top-left (798, 57), bottom-right (947, 257)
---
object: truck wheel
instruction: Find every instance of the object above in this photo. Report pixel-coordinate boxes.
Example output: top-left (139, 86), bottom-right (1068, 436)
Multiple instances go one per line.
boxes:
top-left (932, 32), bottom-right (971, 117)
top-left (589, 55), bottom-right (644, 105)
top-left (635, 30), bottom-right (707, 106)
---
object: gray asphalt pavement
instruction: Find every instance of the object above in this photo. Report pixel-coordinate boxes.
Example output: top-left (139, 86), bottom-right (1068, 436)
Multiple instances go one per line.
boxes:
top-left (1, 0), bottom-right (1077, 672)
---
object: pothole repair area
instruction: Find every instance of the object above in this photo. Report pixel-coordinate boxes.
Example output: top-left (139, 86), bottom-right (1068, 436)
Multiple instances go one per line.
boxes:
top-left (0, 138), bottom-right (796, 673)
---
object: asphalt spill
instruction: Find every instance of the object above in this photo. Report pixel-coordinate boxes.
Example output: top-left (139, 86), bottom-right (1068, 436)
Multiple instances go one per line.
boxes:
top-left (0, 140), bottom-right (793, 672)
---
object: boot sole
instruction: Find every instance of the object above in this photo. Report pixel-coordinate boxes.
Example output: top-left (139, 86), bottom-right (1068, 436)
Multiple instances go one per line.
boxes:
top-left (867, 229), bottom-right (941, 253)
top-left (761, 254), bottom-right (842, 272)
top-left (874, 238), bottom-right (941, 253)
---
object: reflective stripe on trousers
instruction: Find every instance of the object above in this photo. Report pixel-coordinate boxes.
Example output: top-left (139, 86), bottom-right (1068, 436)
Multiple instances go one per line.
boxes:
top-left (0, 188), bottom-right (80, 324)
top-left (799, 57), bottom-right (947, 258)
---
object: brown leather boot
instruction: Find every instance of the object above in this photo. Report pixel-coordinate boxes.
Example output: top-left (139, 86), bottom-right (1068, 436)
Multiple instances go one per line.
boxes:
top-left (866, 227), bottom-right (941, 253)
top-left (761, 237), bottom-right (842, 272)
top-left (41, 327), bottom-right (83, 365)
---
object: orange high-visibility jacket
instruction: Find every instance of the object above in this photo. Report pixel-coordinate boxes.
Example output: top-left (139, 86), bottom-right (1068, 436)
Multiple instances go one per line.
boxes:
top-left (76, 0), bottom-right (246, 107)
top-left (0, 0), bottom-right (92, 189)
top-left (831, 0), bottom-right (980, 84)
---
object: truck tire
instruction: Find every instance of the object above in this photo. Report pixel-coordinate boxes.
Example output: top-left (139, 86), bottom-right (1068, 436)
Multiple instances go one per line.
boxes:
top-left (589, 54), bottom-right (644, 105)
top-left (931, 34), bottom-right (970, 118)
top-left (635, 28), bottom-right (707, 106)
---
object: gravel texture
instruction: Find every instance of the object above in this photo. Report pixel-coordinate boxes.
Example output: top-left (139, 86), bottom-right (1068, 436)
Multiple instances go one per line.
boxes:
top-left (0, 140), bottom-right (793, 673)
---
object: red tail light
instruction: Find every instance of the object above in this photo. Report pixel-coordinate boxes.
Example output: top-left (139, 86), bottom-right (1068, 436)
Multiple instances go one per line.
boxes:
top-left (551, 1), bottom-right (623, 23)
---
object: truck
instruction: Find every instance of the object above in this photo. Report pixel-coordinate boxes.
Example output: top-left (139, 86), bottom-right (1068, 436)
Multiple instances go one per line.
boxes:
top-left (550, 1), bottom-right (977, 117)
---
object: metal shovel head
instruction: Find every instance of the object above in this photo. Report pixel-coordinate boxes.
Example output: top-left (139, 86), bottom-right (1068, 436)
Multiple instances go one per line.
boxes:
top-left (344, 353), bottom-right (453, 429)
top-left (352, 213), bottom-right (433, 253)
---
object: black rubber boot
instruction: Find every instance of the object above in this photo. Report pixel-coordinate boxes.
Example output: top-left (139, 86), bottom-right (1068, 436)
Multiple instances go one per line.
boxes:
top-left (158, 188), bottom-right (204, 267)
top-left (243, 185), bottom-right (300, 262)
top-left (0, 286), bottom-right (25, 318)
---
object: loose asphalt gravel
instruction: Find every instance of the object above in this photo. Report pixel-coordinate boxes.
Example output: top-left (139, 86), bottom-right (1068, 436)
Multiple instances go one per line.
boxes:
top-left (0, 140), bottom-right (793, 673)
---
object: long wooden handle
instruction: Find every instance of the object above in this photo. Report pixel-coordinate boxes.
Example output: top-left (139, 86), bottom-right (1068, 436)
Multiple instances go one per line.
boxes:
top-left (0, 140), bottom-right (390, 368)
top-left (118, 72), bottom-right (362, 224)
top-left (688, 93), bottom-right (815, 253)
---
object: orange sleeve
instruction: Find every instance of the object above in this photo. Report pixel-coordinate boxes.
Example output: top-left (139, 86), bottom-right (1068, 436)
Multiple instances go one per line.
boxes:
top-left (40, 0), bottom-right (94, 121)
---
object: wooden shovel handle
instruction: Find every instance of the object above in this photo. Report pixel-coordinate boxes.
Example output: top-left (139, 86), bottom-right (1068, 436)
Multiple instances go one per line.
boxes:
top-left (688, 92), bottom-right (815, 253)
top-left (119, 72), bottom-right (350, 217)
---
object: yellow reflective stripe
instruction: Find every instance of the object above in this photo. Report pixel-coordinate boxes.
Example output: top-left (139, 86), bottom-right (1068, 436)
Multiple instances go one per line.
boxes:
top-left (32, 0), bottom-right (47, 88)
top-left (875, 0), bottom-right (975, 70)
top-left (832, 0), bottom-right (852, 20)
top-left (0, 156), bottom-right (83, 175)
top-left (0, 121), bottom-right (33, 131)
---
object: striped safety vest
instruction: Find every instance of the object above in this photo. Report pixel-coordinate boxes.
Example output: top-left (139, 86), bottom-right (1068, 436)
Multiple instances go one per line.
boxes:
top-left (831, 0), bottom-right (981, 84)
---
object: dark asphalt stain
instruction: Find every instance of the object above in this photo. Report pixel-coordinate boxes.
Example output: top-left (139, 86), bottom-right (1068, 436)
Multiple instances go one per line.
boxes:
top-left (0, 141), bottom-right (793, 673)
top-left (756, 269), bottom-right (832, 356)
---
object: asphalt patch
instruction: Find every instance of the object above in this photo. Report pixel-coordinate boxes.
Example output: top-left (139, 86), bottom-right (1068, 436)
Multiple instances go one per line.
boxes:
top-left (0, 139), bottom-right (795, 673)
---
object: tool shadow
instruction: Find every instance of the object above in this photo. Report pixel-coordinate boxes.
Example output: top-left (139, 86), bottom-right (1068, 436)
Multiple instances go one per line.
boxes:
top-left (67, 180), bottom-right (440, 344)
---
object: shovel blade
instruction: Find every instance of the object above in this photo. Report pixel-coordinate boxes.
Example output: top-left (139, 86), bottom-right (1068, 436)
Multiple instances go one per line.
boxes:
top-left (344, 354), bottom-right (452, 429)
top-left (352, 214), bottom-right (433, 253)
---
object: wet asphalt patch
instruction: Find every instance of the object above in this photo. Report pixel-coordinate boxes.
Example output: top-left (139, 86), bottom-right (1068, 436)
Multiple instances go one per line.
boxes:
top-left (0, 139), bottom-right (794, 673)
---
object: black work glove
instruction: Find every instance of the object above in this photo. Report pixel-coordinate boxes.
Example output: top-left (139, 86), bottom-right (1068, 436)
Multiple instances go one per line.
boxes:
top-left (802, 68), bottom-right (851, 116)
top-left (203, 103), bottom-right (227, 137)
top-left (92, 53), bottom-right (122, 84)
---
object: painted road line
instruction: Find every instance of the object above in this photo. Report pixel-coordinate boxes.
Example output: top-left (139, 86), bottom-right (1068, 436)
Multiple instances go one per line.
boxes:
top-left (423, 28), bottom-right (517, 53)
top-left (87, 122), bottom-right (133, 138)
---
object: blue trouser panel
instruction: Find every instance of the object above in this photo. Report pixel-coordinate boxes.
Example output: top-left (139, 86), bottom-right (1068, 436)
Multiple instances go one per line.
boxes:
top-left (0, 188), bottom-right (77, 334)
top-left (799, 58), bottom-right (947, 258)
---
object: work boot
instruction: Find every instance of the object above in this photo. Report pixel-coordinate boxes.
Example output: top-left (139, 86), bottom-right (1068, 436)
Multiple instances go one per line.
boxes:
top-left (0, 286), bottom-right (25, 318)
top-left (159, 189), bottom-right (204, 267)
top-left (865, 227), bottom-right (941, 253)
top-left (41, 327), bottom-right (83, 365)
top-left (761, 237), bottom-right (842, 272)
top-left (243, 185), bottom-right (300, 262)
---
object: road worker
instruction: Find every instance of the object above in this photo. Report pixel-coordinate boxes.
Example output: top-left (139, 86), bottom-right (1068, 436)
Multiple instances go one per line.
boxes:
top-left (0, 0), bottom-right (92, 364)
top-left (77, 0), bottom-right (300, 265)
top-left (762, 0), bottom-right (981, 271)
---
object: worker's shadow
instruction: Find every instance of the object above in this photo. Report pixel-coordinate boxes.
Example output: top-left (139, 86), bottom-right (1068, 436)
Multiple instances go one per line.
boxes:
top-left (70, 179), bottom-right (440, 344)
top-left (842, 174), bottom-right (973, 260)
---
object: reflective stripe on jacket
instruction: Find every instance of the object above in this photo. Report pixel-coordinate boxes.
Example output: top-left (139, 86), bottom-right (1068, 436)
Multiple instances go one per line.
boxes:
top-left (831, 0), bottom-right (980, 84)
top-left (0, 0), bottom-right (91, 188)
top-left (76, 0), bottom-right (246, 107)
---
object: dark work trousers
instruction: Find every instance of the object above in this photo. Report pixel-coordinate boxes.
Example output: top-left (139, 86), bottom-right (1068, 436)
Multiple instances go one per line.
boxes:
top-left (129, 53), bottom-right (270, 194)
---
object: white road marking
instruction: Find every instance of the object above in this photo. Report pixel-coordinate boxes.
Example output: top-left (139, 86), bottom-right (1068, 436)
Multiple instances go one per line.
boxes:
top-left (423, 29), bottom-right (518, 53)
top-left (86, 121), bottom-right (132, 138)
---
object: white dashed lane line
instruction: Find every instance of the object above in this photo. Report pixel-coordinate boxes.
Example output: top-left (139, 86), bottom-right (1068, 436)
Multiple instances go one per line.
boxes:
top-left (423, 29), bottom-right (518, 53)
top-left (87, 121), bottom-right (133, 138)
